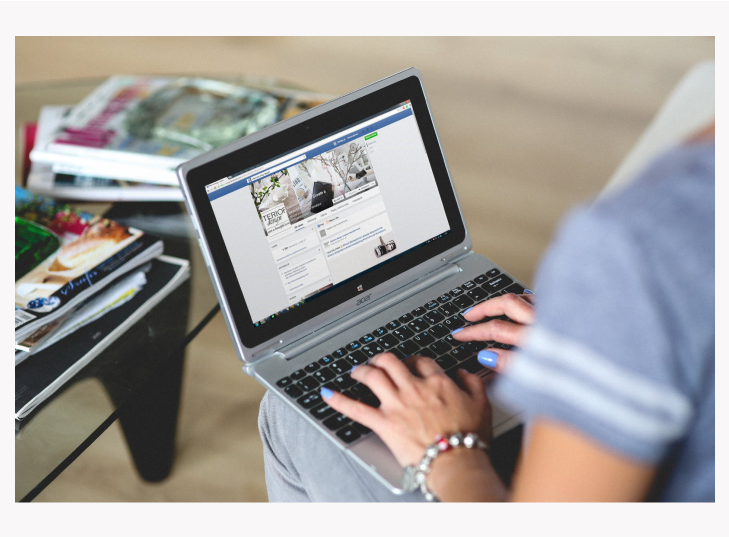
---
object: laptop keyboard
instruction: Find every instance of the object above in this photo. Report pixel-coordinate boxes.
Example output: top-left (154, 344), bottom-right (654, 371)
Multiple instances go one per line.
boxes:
top-left (275, 270), bottom-right (525, 444)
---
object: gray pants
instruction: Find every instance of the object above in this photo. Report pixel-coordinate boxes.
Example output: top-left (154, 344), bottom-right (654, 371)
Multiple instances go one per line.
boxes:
top-left (258, 391), bottom-right (426, 502)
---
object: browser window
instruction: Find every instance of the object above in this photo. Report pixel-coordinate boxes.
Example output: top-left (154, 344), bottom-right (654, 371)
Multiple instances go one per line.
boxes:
top-left (206, 102), bottom-right (450, 326)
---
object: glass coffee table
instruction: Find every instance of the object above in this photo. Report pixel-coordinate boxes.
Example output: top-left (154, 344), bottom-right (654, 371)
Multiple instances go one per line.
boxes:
top-left (14, 76), bottom-right (306, 501)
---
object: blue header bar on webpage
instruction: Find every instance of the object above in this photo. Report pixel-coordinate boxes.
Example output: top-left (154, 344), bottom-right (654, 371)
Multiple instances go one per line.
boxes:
top-left (207, 107), bottom-right (413, 202)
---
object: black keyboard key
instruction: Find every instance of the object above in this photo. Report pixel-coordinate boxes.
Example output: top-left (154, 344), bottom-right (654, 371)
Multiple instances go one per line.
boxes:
top-left (284, 385), bottom-right (303, 398)
top-left (347, 350), bottom-right (368, 365)
top-left (304, 362), bottom-right (321, 373)
top-left (468, 288), bottom-right (488, 302)
top-left (346, 341), bottom-right (362, 352)
top-left (466, 341), bottom-right (488, 353)
top-left (332, 348), bottom-right (347, 359)
top-left (461, 280), bottom-right (477, 291)
top-left (331, 359), bottom-right (353, 375)
top-left (425, 300), bottom-right (439, 310)
top-left (342, 389), bottom-right (359, 401)
top-left (418, 348), bottom-right (437, 359)
top-left (310, 403), bottom-right (337, 420)
top-left (297, 391), bottom-right (322, 409)
top-left (411, 306), bottom-right (427, 317)
top-left (390, 347), bottom-right (406, 360)
top-left (378, 334), bottom-right (399, 350)
top-left (460, 356), bottom-right (486, 374)
top-left (352, 422), bottom-right (372, 435)
top-left (453, 295), bottom-right (474, 309)
top-left (372, 326), bottom-right (388, 337)
top-left (398, 339), bottom-right (420, 356)
top-left (438, 293), bottom-right (451, 303)
top-left (486, 268), bottom-right (501, 278)
top-left (505, 283), bottom-right (526, 295)
top-left (393, 326), bottom-right (415, 341)
top-left (276, 377), bottom-right (292, 388)
top-left (429, 339), bottom-right (452, 356)
top-left (361, 344), bottom-right (384, 358)
top-left (398, 312), bottom-right (414, 323)
top-left (318, 355), bottom-right (335, 366)
top-left (436, 355), bottom-right (458, 370)
top-left (323, 413), bottom-right (351, 430)
top-left (449, 287), bottom-right (465, 297)
top-left (408, 318), bottom-right (429, 333)
top-left (444, 334), bottom-right (458, 347)
top-left (443, 315), bottom-right (466, 330)
top-left (291, 369), bottom-right (306, 380)
top-left (313, 367), bottom-right (337, 383)
top-left (351, 383), bottom-right (374, 398)
top-left (386, 320), bottom-right (401, 330)
top-left (484, 275), bottom-right (513, 292)
top-left (450, 345), bottom-right (474, 362)
top-left (336, 426), bottom-right (361, 443)
top-left (333, 373), bottom-right (356, 390)
top-left (360, 394), bottom-right (381, 408)
top-left (430, 323), bottom-right (450, 338)
top-left (359, 334), bottom-right (376, 344)
top-left (297, 376), bottom-right (320, 391)
top-left (412, 330), bottom-right (435, 347)
top-left (423, 310), bottom-right (444, 324)
top-left (438, 303), bottom-right (458, 317)
top-left (474, 274), bottom-right (489, 285)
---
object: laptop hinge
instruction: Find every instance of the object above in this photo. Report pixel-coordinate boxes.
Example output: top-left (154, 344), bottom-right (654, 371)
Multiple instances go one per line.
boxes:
top-left (270, 260), bottom-right (464, 362)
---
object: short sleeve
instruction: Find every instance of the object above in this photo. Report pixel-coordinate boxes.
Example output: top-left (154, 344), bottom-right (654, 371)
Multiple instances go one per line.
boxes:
top-left (491, 207), bottom-right (694, 464)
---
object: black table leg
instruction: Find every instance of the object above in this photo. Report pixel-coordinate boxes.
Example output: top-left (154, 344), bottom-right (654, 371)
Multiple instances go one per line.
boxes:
top-left (116, 347), bottom-right (186, 482)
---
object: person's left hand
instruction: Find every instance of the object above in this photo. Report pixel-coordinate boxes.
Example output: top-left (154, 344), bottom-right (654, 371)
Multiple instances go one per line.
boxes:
top-left (320, 353), bottom-right (492, 467)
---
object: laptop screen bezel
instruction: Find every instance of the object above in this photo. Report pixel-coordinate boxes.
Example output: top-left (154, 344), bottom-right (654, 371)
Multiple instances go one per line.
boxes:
top-left (184, 74), bottom-right (466, 350)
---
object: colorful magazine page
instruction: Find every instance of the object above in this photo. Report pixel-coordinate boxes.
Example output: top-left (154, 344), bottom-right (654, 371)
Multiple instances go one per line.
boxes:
top-left (14, 186), bottom-right (163, 341)
top-left (30, 79), bottom-right (332, 179)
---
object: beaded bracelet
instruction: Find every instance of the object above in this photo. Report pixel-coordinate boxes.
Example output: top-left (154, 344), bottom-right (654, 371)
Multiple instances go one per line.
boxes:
top-left (401, 432), bottom-right (490, 501)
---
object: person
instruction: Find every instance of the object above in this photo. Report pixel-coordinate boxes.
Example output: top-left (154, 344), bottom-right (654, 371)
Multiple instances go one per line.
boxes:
top-left (258, 124), bottom-right (715, 502)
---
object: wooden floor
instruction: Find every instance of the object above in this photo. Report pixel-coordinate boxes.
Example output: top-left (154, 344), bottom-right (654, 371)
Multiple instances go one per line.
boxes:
top-left (15, 37), bottom-right (714, 502)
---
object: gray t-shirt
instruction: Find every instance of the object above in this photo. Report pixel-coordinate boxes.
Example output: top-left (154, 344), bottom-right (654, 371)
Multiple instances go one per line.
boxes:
top-left (493, 142), bottom-right (715, 502)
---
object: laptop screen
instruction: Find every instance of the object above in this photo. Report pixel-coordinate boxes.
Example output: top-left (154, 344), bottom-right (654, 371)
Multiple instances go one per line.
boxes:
top-left (205, 101), bottom-right (451, 327)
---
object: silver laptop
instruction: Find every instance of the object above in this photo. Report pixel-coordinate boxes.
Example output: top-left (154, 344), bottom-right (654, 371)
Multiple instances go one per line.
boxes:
top-left (177, 68), bottom-right (524, 493)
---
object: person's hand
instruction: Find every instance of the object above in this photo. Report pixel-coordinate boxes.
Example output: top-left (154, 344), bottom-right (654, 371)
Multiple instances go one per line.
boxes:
top-left (320, 353), bottom-right (492, 467)
top-left (452, 293), bottom-right (536, 373)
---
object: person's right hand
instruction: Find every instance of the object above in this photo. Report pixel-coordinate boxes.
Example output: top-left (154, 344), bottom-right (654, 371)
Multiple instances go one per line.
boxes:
top-left (451, 293), bottom-right (535, 373)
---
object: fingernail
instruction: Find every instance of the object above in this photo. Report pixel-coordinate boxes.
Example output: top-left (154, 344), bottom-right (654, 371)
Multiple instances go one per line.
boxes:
top-left (404, 355), bottom-right (412, 360)
top-left (524, 289), bottom-right (534, 294)
top-left (477, 349), bottom-right (498, 367)
top-left (451, 327), bottom-right (464, 335)
top-left (463, 307), bottom-right (474, 315)
top-left (320, 387), bottom-right (334, 399)
top-left (350, 365), bottom-right (357, 374)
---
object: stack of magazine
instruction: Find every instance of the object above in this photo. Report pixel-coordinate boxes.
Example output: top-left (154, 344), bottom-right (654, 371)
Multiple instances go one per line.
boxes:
top-left (25, 75), bottom-right (330, 201)
top-left (14, 186), bottom-right (190, 421)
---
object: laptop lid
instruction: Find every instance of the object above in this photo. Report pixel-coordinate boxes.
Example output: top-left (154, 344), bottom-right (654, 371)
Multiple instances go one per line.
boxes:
top-left (178, 68), bottom-right (471, 363)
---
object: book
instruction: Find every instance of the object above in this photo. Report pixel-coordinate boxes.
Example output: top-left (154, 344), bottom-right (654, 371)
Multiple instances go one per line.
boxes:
top-left (30, 76), bottom-right (331, 184)
top-left (26, 106), bottom-right (184, 199)
top-left (15, 255), bottom-right (190, 421)
top-left (15, 268), bottom-right (148, 363)
top-left (15, 186), bottom-right (163, 343)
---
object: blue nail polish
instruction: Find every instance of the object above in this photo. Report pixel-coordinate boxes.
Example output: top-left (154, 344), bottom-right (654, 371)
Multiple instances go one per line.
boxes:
top-left (524, 289), bottom-right (534, 294)
top-left (350, 365), bottom-right (358, 374)
top-left (320, 387), bottom-right (334, 399)
top-left (463, 306), bottom-right (474, 315)
top-left (477, 349), bottom-right (498, 367)
top-left (451, 327), bottom-right (464, 335)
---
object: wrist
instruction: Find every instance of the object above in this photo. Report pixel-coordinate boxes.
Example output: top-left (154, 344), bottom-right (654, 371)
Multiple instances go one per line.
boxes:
top-left (427, 447), bottom-right (494, 499)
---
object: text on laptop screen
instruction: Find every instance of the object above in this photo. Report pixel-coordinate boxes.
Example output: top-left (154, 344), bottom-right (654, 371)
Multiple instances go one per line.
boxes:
top-left (205, 101), bottom-right (450, 326)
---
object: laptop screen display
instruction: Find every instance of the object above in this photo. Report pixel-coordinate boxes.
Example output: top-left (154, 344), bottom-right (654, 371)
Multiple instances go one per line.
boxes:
top-left (205, 101), bottom-right (451, 327)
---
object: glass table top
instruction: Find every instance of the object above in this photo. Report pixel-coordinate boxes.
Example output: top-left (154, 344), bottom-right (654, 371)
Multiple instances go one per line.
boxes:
top-left (14, 76), bottom-right (305, 501)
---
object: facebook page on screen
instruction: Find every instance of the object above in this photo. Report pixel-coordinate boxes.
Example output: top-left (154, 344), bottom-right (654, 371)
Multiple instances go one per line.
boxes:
top-left (206, 101), bottom-right (451, 326)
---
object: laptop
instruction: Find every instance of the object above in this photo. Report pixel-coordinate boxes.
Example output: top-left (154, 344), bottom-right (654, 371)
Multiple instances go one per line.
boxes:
top-left (177, 68), bottom-right (524, 493)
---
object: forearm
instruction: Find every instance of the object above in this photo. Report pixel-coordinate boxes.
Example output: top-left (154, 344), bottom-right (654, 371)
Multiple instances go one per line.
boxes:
top-left (428, 448), bottom-right (508, 502)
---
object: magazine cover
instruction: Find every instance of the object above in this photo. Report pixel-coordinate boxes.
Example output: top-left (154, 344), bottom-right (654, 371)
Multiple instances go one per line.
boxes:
top-left (14, 186), bottom-right (162, 342)
top-left (30, 77), bottom-right (332, 177)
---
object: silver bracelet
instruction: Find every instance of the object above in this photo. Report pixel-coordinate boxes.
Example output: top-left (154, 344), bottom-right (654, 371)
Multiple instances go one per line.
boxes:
top-left (401, 432), bottom-right (490, 501)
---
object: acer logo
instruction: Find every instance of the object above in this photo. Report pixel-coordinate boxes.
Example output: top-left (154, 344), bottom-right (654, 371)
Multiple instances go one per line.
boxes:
top-left (356, 294), bottom-right (371, 306)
